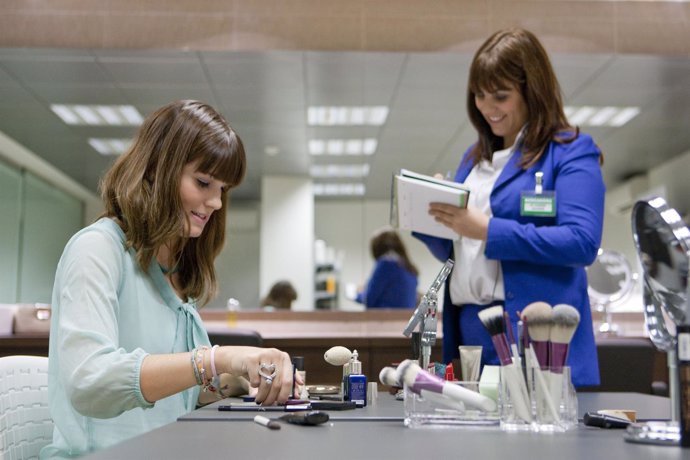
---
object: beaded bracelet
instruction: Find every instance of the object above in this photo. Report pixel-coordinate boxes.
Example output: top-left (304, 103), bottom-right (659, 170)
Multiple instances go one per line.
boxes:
top-left (190, 348), bottom-right (202, 386)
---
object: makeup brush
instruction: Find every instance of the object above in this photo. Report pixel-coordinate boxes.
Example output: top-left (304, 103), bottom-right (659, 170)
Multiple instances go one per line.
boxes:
top-left (520, 302), bottom-right (553, 369)
top-left (379, 366), bottom-right (402, 388)
top-left (520, 302), bottom-right (555, 422)
top-left (504, 310), bottom-right (519, 361)
top-left (396, 359), bottom-right (496, 412)
top-left (549, 304), bottom-right (580, 411)
top-left (477, 306), bottom-right (531, 422)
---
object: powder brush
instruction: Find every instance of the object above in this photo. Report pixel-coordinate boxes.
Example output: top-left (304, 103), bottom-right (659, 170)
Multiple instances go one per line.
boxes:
top-left (549, 304), bottom-right (580, 410)
top-left (520, 301), bottom-right (553, 368)
top-left (520, 302), bottom-right (555, 422)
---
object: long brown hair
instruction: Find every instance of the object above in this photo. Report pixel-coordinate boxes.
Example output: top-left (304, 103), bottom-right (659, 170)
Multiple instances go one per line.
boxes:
top-left (100, 100), bottom-right (246, 306)
top-left (370, 229), bottom-right (418, 276)
top-left (466, 28), bottom-right (576, 167)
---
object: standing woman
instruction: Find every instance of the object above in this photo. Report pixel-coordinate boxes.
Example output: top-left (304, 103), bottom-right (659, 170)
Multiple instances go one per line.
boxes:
top-left (415, 28), bottom-right (604, 387)
top-left (357, 228), bottom-right (419, 309)
top-left (42, 100), bottom-right (295, 458)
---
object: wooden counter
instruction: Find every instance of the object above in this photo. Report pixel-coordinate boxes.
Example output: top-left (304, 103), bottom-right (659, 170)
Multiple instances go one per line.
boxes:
top-left (0, 309), bottom-right (665, 388)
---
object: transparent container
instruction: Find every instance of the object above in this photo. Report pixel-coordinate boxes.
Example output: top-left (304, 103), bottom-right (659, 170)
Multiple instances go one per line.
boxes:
top-left (499, 365), bottom-right (578, 433)
top-left (499, 365), bottom-right (533, 431)
top-left (404, 381), bottom-right (500, 429)
top-left (529, 366), bottom-right (578, 432)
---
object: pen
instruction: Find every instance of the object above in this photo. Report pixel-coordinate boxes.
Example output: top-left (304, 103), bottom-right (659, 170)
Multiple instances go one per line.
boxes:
top-left (254, 415), bottom-right (281, 430)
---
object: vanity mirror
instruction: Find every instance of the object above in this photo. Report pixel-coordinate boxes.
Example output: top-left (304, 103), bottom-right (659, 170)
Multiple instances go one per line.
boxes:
top-left (626, 196), bottom-right (690, 446)
top-left (586, 248), bottom-right (635, 335)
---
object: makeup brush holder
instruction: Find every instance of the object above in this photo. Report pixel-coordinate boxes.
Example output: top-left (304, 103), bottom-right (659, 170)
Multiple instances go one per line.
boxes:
top-left (499, 366), bottom-right (577, 432)
top-left (403, 381), bottom-right (500, 428)
top-left (528, 366), bottom-right (578, 432)
top-left (499, 366), bottom-right (533, 431)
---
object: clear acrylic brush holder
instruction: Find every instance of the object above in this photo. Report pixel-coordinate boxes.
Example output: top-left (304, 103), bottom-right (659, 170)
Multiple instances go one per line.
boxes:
top-left (499, 365), bottom-right (578, 433)
top-left (404, 381), bottom-right (500, 429)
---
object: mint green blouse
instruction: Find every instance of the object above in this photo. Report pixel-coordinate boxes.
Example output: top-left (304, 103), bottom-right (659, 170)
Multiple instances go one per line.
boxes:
top-left (41, 218), bottom-right (210, 459)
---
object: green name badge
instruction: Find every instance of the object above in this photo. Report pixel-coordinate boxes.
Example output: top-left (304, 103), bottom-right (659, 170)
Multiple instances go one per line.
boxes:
top-left (520, 191), bottom-right (556, 217)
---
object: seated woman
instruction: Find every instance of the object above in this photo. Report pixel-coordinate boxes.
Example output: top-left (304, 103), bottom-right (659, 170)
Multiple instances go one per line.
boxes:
top-left (261, 280), bottom-right (298, 310)
top-left (357, 228), bottom-right (419, 308)
top-left (42, 100), bottom-right (297, 459)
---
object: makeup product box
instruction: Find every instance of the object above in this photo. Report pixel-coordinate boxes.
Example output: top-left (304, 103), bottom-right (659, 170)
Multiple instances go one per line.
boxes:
top-left (403, 381), bottom-right (500, 428)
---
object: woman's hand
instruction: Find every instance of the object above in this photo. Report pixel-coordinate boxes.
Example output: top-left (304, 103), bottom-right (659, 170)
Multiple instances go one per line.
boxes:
top-left (428, 203), bottom-right (490, 240)
top-left (215, 346), bottom-right (294, 406)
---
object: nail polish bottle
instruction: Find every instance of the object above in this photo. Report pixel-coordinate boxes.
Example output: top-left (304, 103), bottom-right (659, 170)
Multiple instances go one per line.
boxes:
top-left (344, 350), bottom-right (367, 406)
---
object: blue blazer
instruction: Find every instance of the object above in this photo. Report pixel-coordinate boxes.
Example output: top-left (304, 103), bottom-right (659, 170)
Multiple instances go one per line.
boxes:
top-left (358, 256), bottom-right (418, 309)
top-left (415, 133), bottom-right (604, 387)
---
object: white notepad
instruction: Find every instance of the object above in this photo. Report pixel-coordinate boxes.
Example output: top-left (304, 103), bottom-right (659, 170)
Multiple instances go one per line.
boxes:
top-left (391, 169), bottom-right (470, 240)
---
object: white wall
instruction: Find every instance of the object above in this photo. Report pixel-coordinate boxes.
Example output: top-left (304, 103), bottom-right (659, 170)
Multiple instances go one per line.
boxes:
top-left (210, 204), bottom-right (261, 309)
top-left (260, 176), bottom-right (314, 311)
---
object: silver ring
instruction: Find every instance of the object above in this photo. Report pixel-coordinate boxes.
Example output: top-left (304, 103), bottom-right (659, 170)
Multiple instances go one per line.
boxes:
top-left (259, 363), bottom-right (277, 385)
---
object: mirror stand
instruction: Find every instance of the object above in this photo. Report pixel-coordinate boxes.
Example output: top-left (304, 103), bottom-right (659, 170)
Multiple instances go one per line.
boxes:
top-left (587, 248), bottom-right (634, 337)
top-left (595, 301), bottom-right (620, 336)
top-left (625, 348), bottom-right (680, 446)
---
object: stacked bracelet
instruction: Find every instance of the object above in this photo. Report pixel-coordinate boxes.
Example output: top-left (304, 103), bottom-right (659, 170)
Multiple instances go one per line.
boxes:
top-left (190, 348), bottom-right (202, 386)
top-left (191, 344), bottom-right (226, 395)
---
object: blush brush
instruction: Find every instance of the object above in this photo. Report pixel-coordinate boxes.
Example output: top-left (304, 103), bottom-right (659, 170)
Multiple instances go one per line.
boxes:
top-left (478, 305), bottom-right (531, 422)
top-left (549, 304), bottom-right (580, 411)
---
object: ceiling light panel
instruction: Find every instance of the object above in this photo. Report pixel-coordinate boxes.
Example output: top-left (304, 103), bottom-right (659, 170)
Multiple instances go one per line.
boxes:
top-left (310, 164), bottom-right (370, 178)
top-left (51, 104), bottom-right (143, 126)
top-left (564, 105), bottom-right (640, 127)
top-left (307, 106), bottom-right (389, 126)
top-left (309, 139), bottom-right (378, 156)
top-left (88, 138), bottom-right (132, 155)
top-left (313, 183), bottom-right (366, 196)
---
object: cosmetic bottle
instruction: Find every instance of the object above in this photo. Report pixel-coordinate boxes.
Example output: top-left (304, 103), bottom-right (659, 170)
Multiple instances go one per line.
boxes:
top-left (226, 298), bottom-right (239, 328)
top-left (344, 350), bottom-right (367, 406)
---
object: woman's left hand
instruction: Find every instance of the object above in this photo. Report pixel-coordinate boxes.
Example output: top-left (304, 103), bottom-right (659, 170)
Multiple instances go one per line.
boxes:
top-left (428, 203), bottom-right (490, 240)
top-left (215, 346), bottom-right (294, 406)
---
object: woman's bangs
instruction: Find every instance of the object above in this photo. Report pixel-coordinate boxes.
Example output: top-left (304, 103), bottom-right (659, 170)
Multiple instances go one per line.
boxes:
top-left (194, 133), bottom-right (246, 189)
top-left (470, 55), bottom-right (517, 94)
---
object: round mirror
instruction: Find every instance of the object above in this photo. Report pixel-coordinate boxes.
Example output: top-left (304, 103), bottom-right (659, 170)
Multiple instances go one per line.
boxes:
top-left (586, 248), bottom-right (635, 334)
top-left (626, 196), bottom-right (690, 446)
top-left (631, 197), bottom-right (689, 335)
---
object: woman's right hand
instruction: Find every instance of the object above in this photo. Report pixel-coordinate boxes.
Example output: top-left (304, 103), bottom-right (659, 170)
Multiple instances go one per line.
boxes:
top-left (215, 346), bottom-right (294, 406)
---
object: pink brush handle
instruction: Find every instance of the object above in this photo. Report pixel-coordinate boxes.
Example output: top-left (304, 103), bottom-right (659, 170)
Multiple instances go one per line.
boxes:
top-left (490, 333), bottom-right (512, 366)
